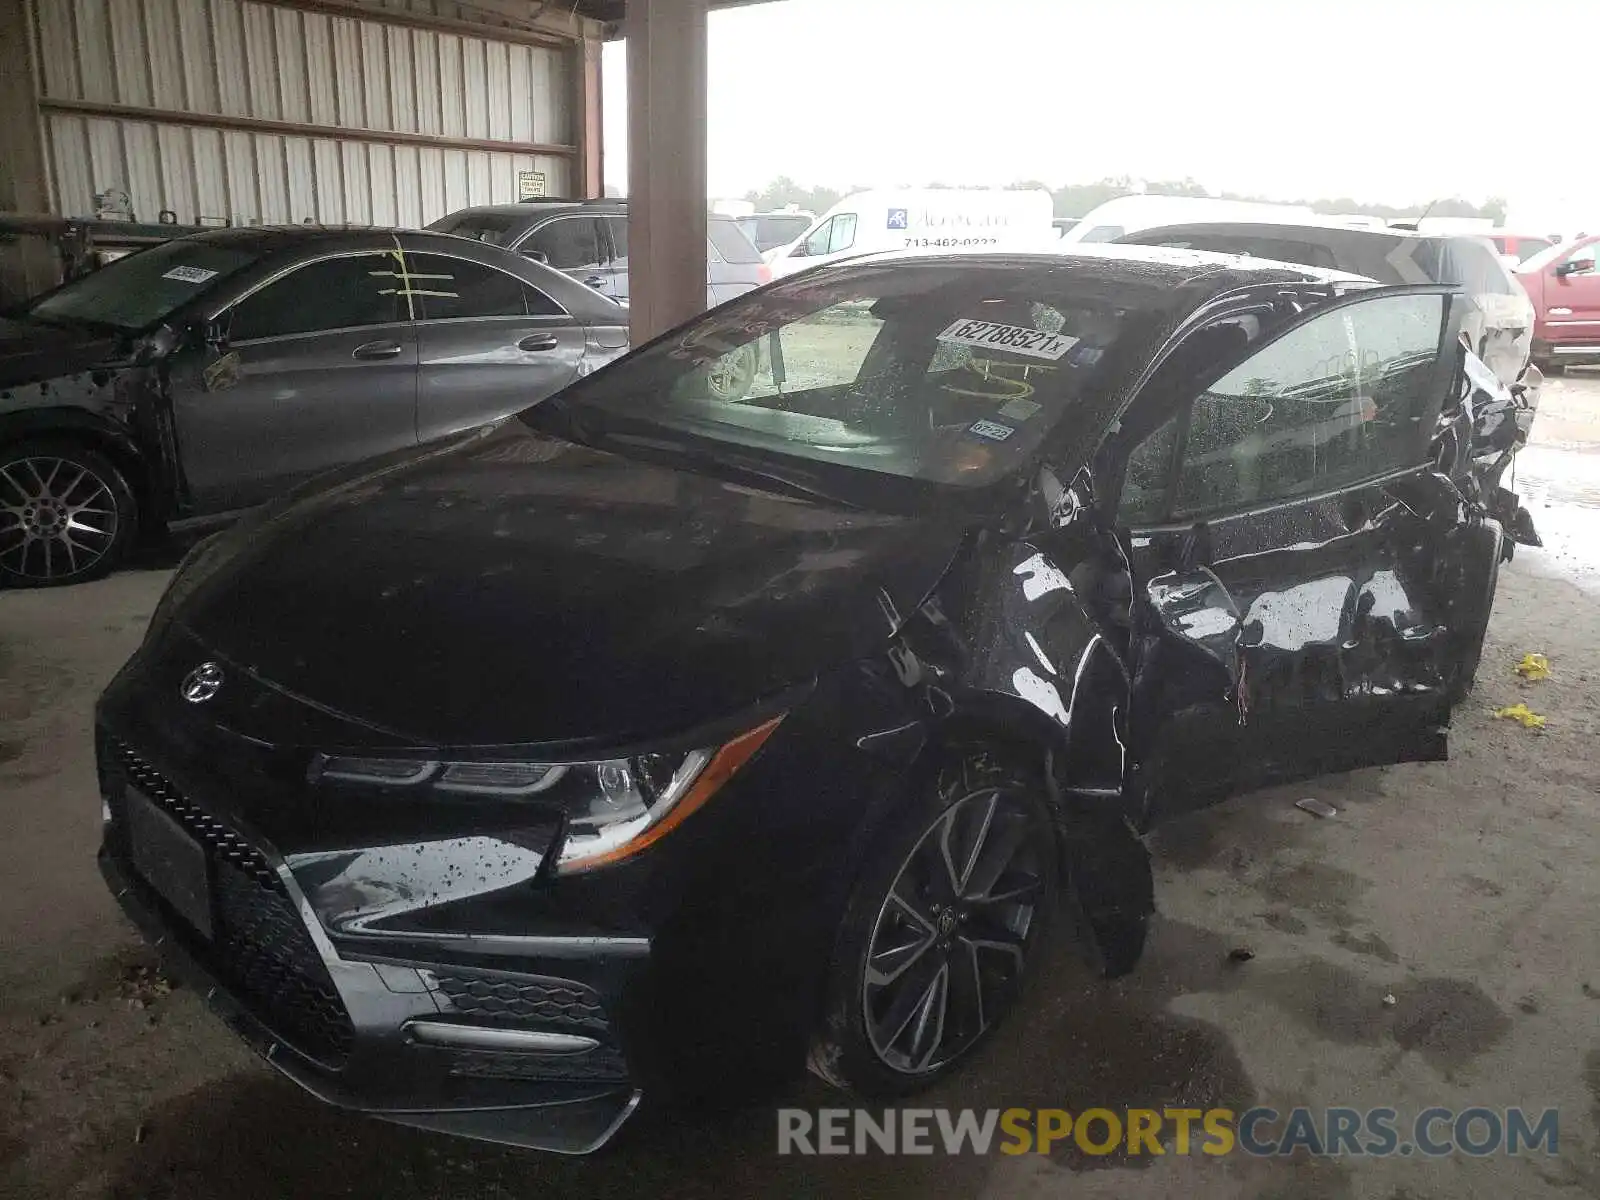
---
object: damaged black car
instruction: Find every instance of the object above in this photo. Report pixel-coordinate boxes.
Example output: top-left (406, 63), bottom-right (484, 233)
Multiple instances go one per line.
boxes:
top-left (96, 246), bottom-right (1537, 1154)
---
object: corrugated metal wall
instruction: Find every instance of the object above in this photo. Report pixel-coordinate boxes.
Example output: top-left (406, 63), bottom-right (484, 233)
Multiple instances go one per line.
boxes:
top-left (33, 0), bottom-right (575, 227)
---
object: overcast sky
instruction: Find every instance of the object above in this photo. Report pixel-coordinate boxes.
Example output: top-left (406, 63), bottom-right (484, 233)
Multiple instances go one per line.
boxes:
top-left (602, 0), bottom-right (1591, 227)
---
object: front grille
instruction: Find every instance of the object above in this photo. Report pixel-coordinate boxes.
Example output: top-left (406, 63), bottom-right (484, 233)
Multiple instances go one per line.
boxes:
top-left (110, 740), bottom-right (278, 887)
top-left (430, 968), bottom-right (610, 1033)
top-left (105, 736), bottom-right (355, 1067)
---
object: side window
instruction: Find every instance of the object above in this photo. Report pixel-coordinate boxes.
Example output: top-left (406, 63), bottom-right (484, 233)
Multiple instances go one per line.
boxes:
top-left (1562, 243), bottom-right (1598, 273)
top-left (228, 253), bottom-right (406, 341)
top-left (523, 218), bottom-right (604, 271)
top-left (802, 218), bottom-right (835, 256)
top-left (1120, 294), bottom-right (1448, 523)
top-left (604, 216), bottom-right (628, 264)
top-left (403, 253), bottom-right (561, 320)
top-left (1119, 414), bottom-right (1181, 524)
top-left (828, 213), bottom-right (858, 254)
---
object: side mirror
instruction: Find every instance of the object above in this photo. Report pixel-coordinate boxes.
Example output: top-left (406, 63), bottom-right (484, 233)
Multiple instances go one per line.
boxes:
top-left (1555, 257), bottom-right (1592, 278)
top-left (523, 249), bottom-right (549, 265)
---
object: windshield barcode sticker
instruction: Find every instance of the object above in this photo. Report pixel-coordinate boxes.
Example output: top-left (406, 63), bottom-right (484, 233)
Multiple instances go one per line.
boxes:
top-left (937, 319), bottom-right (1078, 361)
top-left (968, 420), bottom-right (1016, 442)
top-left (161, 265), bottom-right (218, 284)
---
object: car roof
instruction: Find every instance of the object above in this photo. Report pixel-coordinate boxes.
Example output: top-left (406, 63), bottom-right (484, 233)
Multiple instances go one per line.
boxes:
top-left (438, 202), bottom-right (740, 221)
top-left (834, 244), bottom-right (1368, 292)
top-left (1119, 219), bottom-right (1458, 245)
top-left (179, 225), bottom-right (409, 254)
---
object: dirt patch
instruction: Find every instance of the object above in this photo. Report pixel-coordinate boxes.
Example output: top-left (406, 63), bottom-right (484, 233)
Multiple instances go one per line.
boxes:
top-left (1389, 979), bottom-right (1513, 1077)
top-left (1255, 861), bottom-right (1369, 931)
top-left (1330, 930), bottom-right (1400, 964)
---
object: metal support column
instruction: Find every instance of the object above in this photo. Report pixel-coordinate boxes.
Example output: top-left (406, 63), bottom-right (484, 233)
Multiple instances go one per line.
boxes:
top-left (576, 37), bottom-right (604, 200)
top-left (625, 0), bottom-right (708, 342)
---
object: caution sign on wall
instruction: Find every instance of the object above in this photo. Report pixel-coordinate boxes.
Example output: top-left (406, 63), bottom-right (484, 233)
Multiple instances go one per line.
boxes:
top-left (518, 171), bottom-right (547, 200)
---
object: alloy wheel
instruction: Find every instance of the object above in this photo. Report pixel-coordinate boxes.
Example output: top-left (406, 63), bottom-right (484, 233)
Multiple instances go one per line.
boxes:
top-left (0, 456), bottom-right (120, 583)
top-left (861, 786), bottom-right (1046, 1075)
top-left (706, 345), bottom-right (757, 401)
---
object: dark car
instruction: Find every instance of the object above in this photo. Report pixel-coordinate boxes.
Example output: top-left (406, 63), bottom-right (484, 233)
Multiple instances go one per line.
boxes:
top-left (426, 198), bottom-right (770, 309)
top-left (0, 227), bottom-right (628, 587)
top-left (97, 246), bottom-right (1527, 1154)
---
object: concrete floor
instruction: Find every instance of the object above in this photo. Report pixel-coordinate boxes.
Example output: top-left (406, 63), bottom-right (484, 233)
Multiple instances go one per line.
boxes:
top-left (2, 383), bottom-right (1599, 1199)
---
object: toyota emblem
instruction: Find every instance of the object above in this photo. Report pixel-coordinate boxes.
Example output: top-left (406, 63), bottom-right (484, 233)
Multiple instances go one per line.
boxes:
top-left (180, 662), bottom-right (224, 704)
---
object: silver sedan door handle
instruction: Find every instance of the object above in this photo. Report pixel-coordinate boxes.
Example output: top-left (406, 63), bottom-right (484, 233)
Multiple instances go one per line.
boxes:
top-left (518, 333), bottom-right (560, 352)
top-left (352, 340), bottom-right (403, 360)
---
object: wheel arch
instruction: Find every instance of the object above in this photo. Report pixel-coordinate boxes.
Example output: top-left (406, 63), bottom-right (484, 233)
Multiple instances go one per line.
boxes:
top-left (0, 408), bottom-right (162, 528)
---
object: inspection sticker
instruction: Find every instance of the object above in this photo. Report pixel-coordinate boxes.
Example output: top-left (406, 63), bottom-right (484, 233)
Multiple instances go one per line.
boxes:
top-left (161, 265), bottom-right (218, 284)
top-left (968, 419), bottom-right (1016, 442)
top-left (938, 318), bottom-right (1078, 362)
top-left (999, 398), bottom-right (1042, 421)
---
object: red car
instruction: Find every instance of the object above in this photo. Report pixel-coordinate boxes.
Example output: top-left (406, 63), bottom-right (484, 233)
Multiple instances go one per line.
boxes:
top-left (1517, 235), bottom-right (1600, 370)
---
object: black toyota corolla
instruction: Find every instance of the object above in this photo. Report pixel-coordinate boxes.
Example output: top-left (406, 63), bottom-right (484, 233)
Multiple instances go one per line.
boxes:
top-left (96, 247), bottom-right (1536, 1153)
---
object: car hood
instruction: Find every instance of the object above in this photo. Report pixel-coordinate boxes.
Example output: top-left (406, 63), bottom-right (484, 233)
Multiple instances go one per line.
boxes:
top-left (0, 316), bottom-right (123, 389)
top-left (169, 422), bottom-right (970, 750)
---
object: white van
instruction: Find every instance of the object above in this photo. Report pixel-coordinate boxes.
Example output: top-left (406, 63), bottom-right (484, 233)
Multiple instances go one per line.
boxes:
top-left (767, 188), bottom-right (1055, 277)
top-left (1059, 195), bottom-right (1319, 246)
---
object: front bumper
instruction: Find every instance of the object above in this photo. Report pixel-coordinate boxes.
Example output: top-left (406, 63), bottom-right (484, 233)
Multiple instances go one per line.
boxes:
top-left (97, 738), bottom-right (644, 1154)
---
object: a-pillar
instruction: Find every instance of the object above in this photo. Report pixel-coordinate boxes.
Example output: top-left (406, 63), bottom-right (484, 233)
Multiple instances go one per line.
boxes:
top-left (624, 0), bottom-right (709, 342)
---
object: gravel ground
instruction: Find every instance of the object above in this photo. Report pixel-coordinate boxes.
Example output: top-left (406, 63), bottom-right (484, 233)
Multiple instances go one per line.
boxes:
top-left (1, 377), bottom-right (1597, 1200)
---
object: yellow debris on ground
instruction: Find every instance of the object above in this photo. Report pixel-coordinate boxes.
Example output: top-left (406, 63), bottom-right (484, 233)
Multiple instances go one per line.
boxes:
top-left (1494, 703), bottom-right (1547, 730)
top-left (1514, 653), bottom-right (1552, 681)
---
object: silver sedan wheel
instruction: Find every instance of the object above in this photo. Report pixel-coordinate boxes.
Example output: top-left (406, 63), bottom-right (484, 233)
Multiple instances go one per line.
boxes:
top-left (0, 455), bottom-right (120, 583)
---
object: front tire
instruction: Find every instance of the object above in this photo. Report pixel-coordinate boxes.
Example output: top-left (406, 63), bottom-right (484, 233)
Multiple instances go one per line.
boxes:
top-left (809, 752), bottom-right (1058, 1095)
top-left (0, 440), bottom-right (137, 587)
top-left (1444, 519), bottom-right (1503, 704)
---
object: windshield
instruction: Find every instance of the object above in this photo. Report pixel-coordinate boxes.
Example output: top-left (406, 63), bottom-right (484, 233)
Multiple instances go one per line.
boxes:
top-left (526, 261), bottom-right (1143, 494)
top-left (26, 239), bottom-right (257, 333)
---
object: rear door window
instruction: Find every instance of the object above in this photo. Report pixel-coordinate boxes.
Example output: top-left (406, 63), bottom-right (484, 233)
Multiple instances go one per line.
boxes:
top-left (708, 219), bottom-right (763, 264)
top-left (403, 253), bottom-right (562, 320)
top-left (522, 217), bottom-right (606, 270)
top-left (227, 253), bottom-right (408, 341)
top-left (602, 216), bottom-right (629, 264)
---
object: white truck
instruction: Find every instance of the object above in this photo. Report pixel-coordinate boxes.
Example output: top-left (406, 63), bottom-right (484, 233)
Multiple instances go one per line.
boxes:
top-left (766, 188), bottom-right (1056, 277)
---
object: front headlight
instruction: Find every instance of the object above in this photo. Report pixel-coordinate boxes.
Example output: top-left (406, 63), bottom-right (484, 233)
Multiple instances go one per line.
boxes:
top-left (312, 715), bottom-right (783, 874)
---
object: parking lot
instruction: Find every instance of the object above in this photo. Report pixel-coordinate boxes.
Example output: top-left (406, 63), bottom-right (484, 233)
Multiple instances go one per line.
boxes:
top-left (0, 373), bottom-right (1595, 1199)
